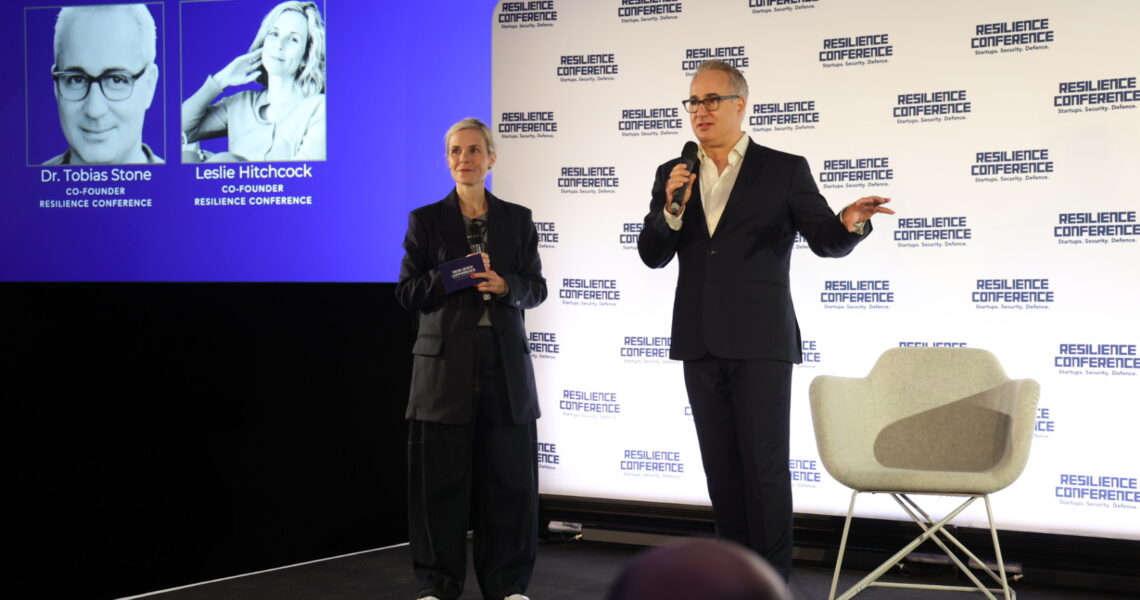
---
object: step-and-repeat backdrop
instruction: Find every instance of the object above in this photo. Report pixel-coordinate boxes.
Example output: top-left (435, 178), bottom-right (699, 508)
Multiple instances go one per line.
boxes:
top-left (492, 0), bottom-right (1139, 540)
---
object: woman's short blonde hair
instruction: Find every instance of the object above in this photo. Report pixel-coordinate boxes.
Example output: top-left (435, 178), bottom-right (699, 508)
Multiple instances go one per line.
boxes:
top-left (444, 118), bottom-right (497, 156)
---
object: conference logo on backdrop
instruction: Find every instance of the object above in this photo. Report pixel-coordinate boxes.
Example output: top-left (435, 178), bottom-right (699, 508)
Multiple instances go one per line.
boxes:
top-left (971, 17), bottom-right (1054, 55)
top-left (971, 277), bottom-right (1053, 311)
top-left (559, 276), bottom-right (621, 306)
top-left (1054, 343), bottom-right (1138, 378)
top-left (618, 0), bottom-right (682, 23)
top-left (528, 330), bottom-right (560, 359)
top-left (972, 148), bottom-right (1052, 184)
top-left (819, 279), bottom-right (895, 310)
top-left (498, 1), bottom-right (557, 29)
top-left (894, 216), bottom-right (972, 249)
top-left (620, 334), bottom-right (671, 364)
top-left (750, 0), bottom-right (819, 16)
top-left (537, 441), bottom-right (561, 471)
top-left (819, 33), bottom-right (892, 69)
top-left (681, 45), bottom-right (750, 75)
top-left (619, 222), bottom-right (641, 250)
top-left (557, 52), bottom-right (619, 83)
top-left (557, 164), bottom-right (619, 195)
top-left (750, 99), bottom-right (820, 134)
top-left (796, 339), bottom-right (823, 369)
top-left (1054, 76), bottom-right (1139, 114)
top-left (534, 221), bottom-right (560, 250)
top-left (560, 387), bottom-right (621, 418)
top-left (620, 448), bottom-right (685, 479)
top-left (1035, 406), bottom-right (1055, 439)
top-left (1055, 473), bottom-right (1139, 512)
top-left (790, 457), bottom-right (822, 489)
top-left (1054, 210), bottom-right (1139, 246)
top-left (819, 156), bottom-right (891, 192)
top-left (498, 110), bottom-right (558, 140)
top-left (895, 89), bottom-right (971, 125)
top-left (898, 341), bottom-right (967, 348)
top-left (618, 106), bottom-right (683, 137)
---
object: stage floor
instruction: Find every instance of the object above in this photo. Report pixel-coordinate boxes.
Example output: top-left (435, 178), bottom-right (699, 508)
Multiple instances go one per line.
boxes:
top-left (124, 539), bottom-right (1132, 600)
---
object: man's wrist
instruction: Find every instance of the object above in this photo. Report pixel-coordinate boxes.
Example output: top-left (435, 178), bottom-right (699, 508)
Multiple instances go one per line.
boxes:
top-left (664, 205), bottom-right (684, 231)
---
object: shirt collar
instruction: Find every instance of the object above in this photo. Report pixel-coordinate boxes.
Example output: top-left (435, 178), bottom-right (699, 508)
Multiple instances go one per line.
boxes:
top-left (697, 132), bottom-right (750, 169)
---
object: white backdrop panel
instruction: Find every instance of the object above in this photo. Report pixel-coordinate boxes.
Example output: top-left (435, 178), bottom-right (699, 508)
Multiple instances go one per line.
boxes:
top-left (494, 0), bottom-right (1140, 540)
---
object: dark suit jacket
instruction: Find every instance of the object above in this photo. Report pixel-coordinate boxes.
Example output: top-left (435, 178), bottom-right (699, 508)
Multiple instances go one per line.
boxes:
top-left (396, 189), bottom-right (546, 425)
top-left (638, 139), bottom-right (870, 363)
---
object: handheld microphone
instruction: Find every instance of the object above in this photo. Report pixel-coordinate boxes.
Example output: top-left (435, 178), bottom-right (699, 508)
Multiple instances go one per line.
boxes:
top-left (466, 219), bottom-right (490, 300)
top-left (466, 219), bottom-right (486, 254)
top-left (671, 141), bottom-right (699, 215)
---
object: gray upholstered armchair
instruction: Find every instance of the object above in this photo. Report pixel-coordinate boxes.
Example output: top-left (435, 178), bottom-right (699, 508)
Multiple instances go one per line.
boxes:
top-left (809, 347), bottom-right (1040, 600)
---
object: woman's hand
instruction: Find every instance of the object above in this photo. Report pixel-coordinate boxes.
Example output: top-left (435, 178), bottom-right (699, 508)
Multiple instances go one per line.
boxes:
top-left (472, 269), bottom-right (508, 296)
top-left (468, 252), bottom-right (508, 296)
top-left (213, 50), bottom-right (262, 88)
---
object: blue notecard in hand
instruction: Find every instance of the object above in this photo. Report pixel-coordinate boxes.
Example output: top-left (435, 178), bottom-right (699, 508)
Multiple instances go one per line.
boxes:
top-left (439, 254), bottom-right (486, 293)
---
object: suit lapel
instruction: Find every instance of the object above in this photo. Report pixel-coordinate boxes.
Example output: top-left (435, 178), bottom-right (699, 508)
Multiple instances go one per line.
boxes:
top-left (687, 171), bottom-right (711, 241)
top-left (712, 140), bottom-right (766, 239)
top-left (439, 189), bottom-right (470, 261)
top-left (485, 191), bottom-right (510, 270)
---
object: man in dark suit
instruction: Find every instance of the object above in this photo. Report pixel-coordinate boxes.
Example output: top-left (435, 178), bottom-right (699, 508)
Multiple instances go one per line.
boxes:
top-left (637, 60), bottom-right (894, 580)
top-left (396, 119), bottom-right (545, 600)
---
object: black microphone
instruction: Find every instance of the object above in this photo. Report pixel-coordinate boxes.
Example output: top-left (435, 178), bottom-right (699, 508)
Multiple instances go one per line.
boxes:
top-left (466, 219), bottom-right (486, 254)
top-left (671, 141), bottom-right (699, 215)
top-left (466, 219), bottom-right (490, 300)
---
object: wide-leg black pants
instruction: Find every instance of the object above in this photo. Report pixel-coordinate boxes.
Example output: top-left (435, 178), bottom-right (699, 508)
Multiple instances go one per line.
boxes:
top-left (407, 327), bottom-right (538, 600)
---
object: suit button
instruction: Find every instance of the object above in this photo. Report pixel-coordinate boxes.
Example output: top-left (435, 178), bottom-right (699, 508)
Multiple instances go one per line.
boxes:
top-left (706, 249), bottom-right (718, 255)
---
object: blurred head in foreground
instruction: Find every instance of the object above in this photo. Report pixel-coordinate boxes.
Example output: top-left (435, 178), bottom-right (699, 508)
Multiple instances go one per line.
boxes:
top-left (607, 538), bottom-right (791, 600)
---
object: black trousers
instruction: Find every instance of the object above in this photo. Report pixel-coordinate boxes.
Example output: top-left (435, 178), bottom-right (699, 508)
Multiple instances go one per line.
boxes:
top-left (683, 355), bottom-right (794, 581)
top-left (407, 327), bottom-right (538, 600)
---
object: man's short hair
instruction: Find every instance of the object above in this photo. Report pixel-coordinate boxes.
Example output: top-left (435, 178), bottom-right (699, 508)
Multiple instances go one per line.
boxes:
top-left (444, 118), bottom-right (497, 156)
top-left (54, 4), bottom-right (157, 66)
top-left (695, 60), bottom-right (749, 100)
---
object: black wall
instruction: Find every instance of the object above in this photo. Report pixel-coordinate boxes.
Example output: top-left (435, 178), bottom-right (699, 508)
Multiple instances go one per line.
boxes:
top-left (6, 282), bottom-right (414, 599)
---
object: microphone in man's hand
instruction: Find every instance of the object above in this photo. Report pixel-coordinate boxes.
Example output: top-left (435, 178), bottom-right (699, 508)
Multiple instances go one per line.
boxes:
top-left (671, 141), bottom-right (699, 215)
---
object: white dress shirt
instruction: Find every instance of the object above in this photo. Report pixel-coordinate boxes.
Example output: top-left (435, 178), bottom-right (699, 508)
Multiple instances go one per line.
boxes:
top-left (664, 133), bottom-right (865, 235)
top-left (665, 132), bottom-right (750, 235)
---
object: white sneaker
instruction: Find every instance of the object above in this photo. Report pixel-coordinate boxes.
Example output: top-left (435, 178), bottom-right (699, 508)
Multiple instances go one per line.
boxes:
top-left (418, 597), bottom-right (441, 600)
top-left (504, 595), bottom-right (530, 600)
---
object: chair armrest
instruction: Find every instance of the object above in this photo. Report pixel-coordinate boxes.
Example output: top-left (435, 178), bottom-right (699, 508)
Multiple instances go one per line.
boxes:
top-left (809, 375), bottom-right (877, 485)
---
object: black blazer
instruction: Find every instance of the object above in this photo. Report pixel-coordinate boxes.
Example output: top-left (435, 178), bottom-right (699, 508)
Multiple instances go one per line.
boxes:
top-left (396, 189), bottom-right (546, 425)
top-left (638, 140), bottom-right (870, 363)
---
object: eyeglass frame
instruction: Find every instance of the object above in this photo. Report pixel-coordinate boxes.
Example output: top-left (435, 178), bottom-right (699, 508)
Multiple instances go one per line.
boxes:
top-left (51, 66), bottom-right (149, 102)
top-left (681, 94), bottom-right (741, 114)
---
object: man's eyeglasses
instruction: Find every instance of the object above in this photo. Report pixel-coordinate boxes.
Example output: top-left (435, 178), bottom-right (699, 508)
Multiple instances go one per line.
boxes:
top-left (681, 95), bottom-right (741, 114)
top-left (52, 67), bottom-right (148, 102)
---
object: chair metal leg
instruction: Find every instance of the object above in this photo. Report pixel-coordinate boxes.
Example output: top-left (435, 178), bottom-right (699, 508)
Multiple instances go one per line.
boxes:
top-left (828, 490), bottom-right (859, 600)
top-left (893, 494), bottom-right (1000, 600)
top-left (829, 492), bottom-right (1015, 600)
top-left (896, 494), bottom-right (1015, 599)
top-left (984, 495), bottom-right (1015, 600)
top-left (833, 493), bottom-right (976, 600)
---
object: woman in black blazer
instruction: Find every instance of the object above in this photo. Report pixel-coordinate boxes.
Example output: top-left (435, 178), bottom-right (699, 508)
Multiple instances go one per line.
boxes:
top-left (395, 118), bottom-right (546, 600)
